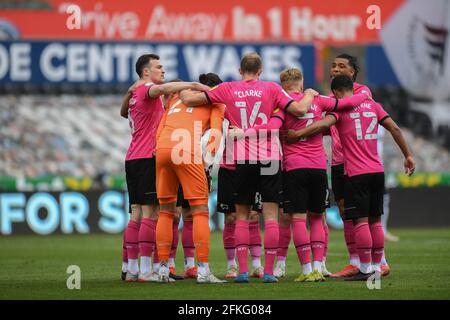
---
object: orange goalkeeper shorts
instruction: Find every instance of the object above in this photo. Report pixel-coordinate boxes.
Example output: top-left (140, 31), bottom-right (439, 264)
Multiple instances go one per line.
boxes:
top-left (156, 148), bottom-right (209, 205)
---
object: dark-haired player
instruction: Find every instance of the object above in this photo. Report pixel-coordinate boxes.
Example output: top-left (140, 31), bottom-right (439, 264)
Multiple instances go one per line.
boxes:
top-left (288, 75), bottom-right (415, 281)
top-left (120, 54), bottom-right (210, 282)
top-left (327, 53), bottom-right (390, 277)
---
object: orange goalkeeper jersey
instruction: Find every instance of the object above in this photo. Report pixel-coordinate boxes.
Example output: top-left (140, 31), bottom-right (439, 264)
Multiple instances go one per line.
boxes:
top-left (156, 94), bottom-right (225, 162)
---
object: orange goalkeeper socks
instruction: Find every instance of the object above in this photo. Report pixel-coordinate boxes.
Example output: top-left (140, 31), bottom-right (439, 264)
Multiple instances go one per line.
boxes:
top-left (156, 211), bottom-right (174, 262)
top-left (192, 211), bottom-right (210, 263)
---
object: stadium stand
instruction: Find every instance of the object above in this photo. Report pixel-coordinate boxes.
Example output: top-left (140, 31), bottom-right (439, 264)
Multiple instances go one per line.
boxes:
top-left (1, 94), bottom-right (449, 179)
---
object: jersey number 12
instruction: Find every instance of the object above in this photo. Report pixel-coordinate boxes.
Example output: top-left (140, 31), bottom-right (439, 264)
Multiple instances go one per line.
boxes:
top-left (350, 112), bottom-right (377, 140)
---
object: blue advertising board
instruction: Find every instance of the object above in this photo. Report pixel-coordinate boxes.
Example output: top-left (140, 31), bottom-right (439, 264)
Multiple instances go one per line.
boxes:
top-left (0, 41), bottom-right (316, 85)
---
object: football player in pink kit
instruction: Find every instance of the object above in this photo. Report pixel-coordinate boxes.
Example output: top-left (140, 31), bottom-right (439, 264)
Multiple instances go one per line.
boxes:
top-left (217, 159), bottom-right (266, 279)
top-left (216, 123), bottom-right (266, 279)
top-left (181, 52), bottom-right (317, 283)
top-left (250, 68), bottom-right (369, 282)
top-left (289, 75), bottom-right (415, 281)
top-left (120, 54), bottom-right (210, 282)
top-left (326, 54), bottom-right (390, 277)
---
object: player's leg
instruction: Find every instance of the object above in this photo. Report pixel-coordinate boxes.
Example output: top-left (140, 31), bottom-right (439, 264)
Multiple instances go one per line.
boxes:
top-left (181, 206), bottom-right (197, 278)
top-left (216, 167), bottom-right (237, 278)
top-left (234, 203), bottom-right (252, 282)
top-left (168, 209), bottom-right (183, 280)
top-left (322, 216), bottom-right (331, 276)
top-left (305, 169), bottom-right (328, 281)
top-left (274, 208), bottom-right (291, 278)
top-left (274, 171), bottom-right (290, 278)
top-left (233, 162), bottom-right (258, 283)
top-left (124, 159), bottom-right (145, 281)
top-left (180, 163), bottom-right (226, 283)
top-left (321, 188), bottom-right (332, 277)
top-left (308, 212), bottom-right (326, 281)
top-left (331, 165), bottom-right (360, 278)
top-left (125, 205), bottom-right (142, 281)
top-left (259, 160), bottom-right (284, 283)
top-left (137, 157), bottom-right (160, 280)
top-left (177, 186), bottom-right (197, 278)
top-left (249, 194), bottom-right (263, 278)
top-left (121, 229), bottom-right (128, 280)
top-left (345, 175), bottom-right (374, 281)
top-left (368, 173), bottom-right (386, 276)
top-left (283, 169), bottom-right (315, 282)
top-left (223, 213), bottom-right (237, 277)
top-left (154, 149), bottom-right (179, 282)
top-left (156, 201), bottom-right (177, 282)
top-left (307, 169), bottom-right (329, 281)
top-left (138, 204), bottom-right (158, 279)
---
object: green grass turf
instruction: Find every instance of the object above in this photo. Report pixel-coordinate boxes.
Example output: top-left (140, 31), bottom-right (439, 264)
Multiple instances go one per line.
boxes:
top-left (0, 228), bottom-right (449, 300)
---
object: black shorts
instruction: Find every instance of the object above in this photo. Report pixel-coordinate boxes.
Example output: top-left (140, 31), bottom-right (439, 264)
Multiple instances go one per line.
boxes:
top-left (325, 188), bottom-right (331, 208)
top-left (217, 166), bottom-right (276, 213)
top-left (252, 192), bottom-right (263, 213)
top-left (344, 172), bottom-right (385, 219)
top-left (176, 186), bottom-right (190, 209)
top-left (331, 164), bottom-right (345, 202)
top-left (125, 158), bottom-right (158, 207)
top-left (283, 168), bottom-right (328, 214)
top-left (216, 167), bottom-right (237, 214)
top-left (235, 160), bottom-right (283, 205)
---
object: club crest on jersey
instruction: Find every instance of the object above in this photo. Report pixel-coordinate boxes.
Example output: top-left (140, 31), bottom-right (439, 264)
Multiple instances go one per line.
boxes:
top-left (310, 104), bottom-right (318, 112)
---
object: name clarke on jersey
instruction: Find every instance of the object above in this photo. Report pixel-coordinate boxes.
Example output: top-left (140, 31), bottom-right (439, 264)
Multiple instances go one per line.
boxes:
top-left (234, 90), bottom-right (263, 98)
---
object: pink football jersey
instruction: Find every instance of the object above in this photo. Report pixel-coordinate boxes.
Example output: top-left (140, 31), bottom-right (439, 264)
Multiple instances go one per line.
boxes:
top-left (282, 92), bottom-right (366, 171)
top-left (207, 79), bottom-right (293, 162)
top-left (283, 92), bottom-right (334, 171)
top-left (330, 99), bottom-right (389, 177)
top-left (330, 82), bottom-right (373, 166)
top-left (125, 83), bottom-right (165, 161)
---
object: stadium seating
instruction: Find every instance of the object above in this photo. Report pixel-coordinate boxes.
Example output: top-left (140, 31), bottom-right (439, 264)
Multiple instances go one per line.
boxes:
top-left (0, 94), bottom-right (448, 179)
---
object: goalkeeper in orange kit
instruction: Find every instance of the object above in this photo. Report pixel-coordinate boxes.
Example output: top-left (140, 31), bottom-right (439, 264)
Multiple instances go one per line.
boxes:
top-left (155, 73), bottom-right (227, 283)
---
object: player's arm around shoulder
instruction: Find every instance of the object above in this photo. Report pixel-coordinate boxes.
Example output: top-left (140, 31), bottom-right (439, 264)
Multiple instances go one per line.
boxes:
top-left (179, 88), bottom-right (211, 107)
top-left (148, 82), bottom-right (210, 99)
top-left (286, 113), bottom-right (337, 143)
top-left (286, 88), bottom-right (318, 117)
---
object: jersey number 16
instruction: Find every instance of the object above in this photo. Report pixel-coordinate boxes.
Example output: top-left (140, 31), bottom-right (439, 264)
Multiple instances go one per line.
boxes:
top-left (236, 101), bottom-right (268, 129)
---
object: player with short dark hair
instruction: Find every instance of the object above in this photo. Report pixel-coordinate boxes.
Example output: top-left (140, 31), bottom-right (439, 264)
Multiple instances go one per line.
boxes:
top-left (120, 54), bottom-right (210, 282)
top-left (271, 68), bottom-right (369, 282)
top-left (327, 53), bottom-right (392, 277)
top-left (288, 75), bottom-right (415, 281)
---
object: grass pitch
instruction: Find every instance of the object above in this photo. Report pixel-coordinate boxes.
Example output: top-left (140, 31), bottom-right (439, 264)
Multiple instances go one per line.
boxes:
top-left (1, 228), bottom-right (449, 300)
